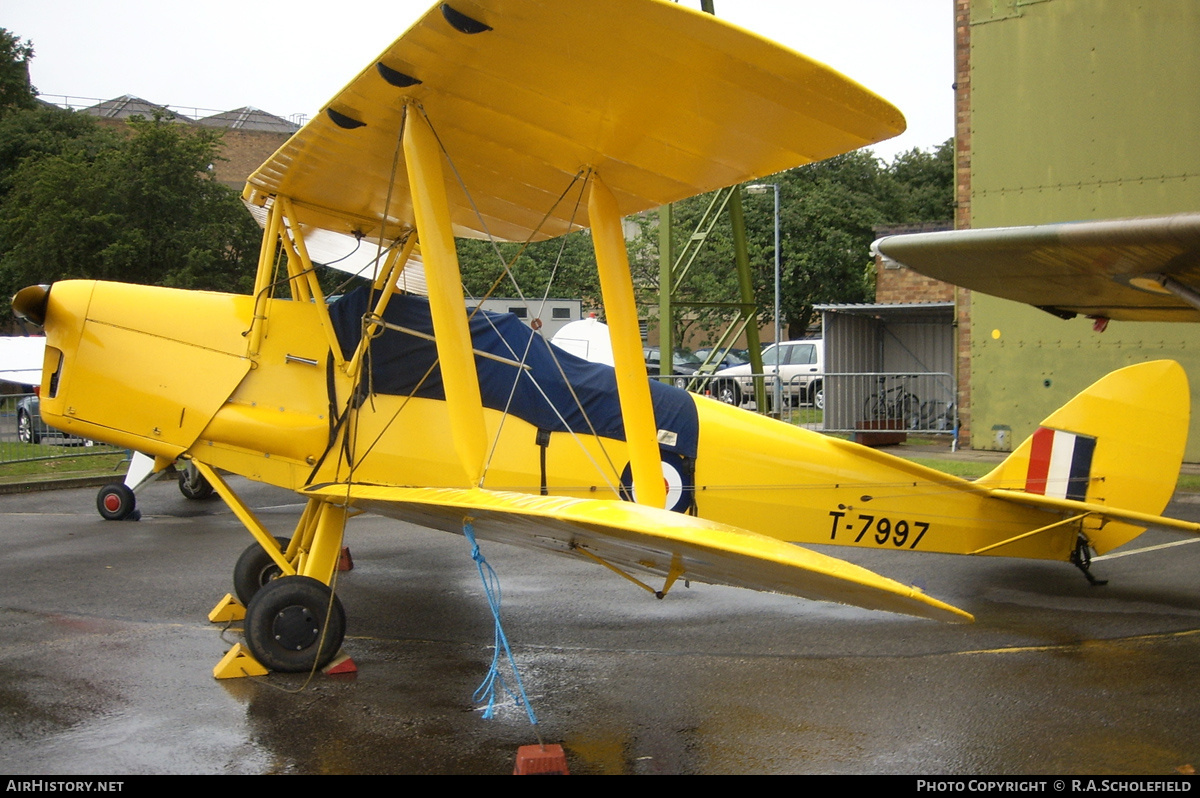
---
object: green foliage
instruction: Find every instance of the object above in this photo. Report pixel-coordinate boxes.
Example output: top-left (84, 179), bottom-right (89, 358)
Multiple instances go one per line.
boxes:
top-left (0, 105), bottom-right (114, 196)
top-left (888, 139), bottom-right (956, 222)
top-left (458, 229), bottom-right (602, 315)
top-left (0, 29), bottom-right (37, 116)
top-left (639, 139), bottom-right (955, 344)
top-left (453, 139), bottom-right (952, 346)
top-left (0, 111), bottom-right (261, 321)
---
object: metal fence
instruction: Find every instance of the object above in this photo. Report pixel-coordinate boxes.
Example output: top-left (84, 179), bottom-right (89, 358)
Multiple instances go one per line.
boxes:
top-left (652, 371), bottom-right (958, 438)
top-left (0, 391), bottom-right (123, 466)
top-left (819, 372), bottom-right (957, 436)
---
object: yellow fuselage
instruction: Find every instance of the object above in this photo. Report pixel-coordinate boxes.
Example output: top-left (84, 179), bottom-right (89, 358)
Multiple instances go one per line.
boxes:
top-left (38, 280), bottom-right (1074, 561)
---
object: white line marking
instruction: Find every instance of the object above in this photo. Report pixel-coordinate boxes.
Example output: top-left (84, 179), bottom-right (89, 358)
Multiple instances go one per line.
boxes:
top-left (1095, 537), bottom-right (1200, 561)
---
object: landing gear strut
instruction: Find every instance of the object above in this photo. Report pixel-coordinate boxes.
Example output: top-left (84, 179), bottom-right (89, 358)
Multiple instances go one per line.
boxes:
top-left (193, 461), bottom-right (350, 674)
top-left (1070, 536), bottom-right (1108, 586)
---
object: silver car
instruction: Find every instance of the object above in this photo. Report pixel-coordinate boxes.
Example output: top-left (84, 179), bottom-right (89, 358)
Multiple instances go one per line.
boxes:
top-left (713, 339), bottom-right (824, 410)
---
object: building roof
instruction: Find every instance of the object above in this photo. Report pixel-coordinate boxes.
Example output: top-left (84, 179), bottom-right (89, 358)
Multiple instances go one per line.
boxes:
top-left (816, 302), bottom-right (954, 319)
top-left (80, 94), bottom-right (190, 122)
top-left (196, 106), bottom-right (299, 133)
top-left (65, 96), bottom-right (297, 132)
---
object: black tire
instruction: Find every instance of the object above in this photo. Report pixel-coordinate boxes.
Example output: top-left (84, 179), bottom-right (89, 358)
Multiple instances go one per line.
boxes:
top-left (17, 409), bottom-right (39, 444)
top-left (178, 468), bottom-right (215, 500)
top-left (96, 483), bottom-right (137, 521)
top-left (244, 576), bottom-right (345, 673)
top-left (716, 380), bottom-right (741, 406)
top-left (864, 395), bottom-right (884, 421)
top-left (812, 381), bottom-right (825, 411)
top-left (233, 536), bottom-right (291, 605)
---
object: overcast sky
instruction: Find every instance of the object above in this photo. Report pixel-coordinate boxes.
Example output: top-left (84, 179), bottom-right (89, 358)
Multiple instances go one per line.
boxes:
top-left (6, 0), bottom-right (954, 162)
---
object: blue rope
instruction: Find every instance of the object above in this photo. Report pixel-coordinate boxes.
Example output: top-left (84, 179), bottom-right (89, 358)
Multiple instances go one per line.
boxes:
top-left (462, 521), bottom-right (538, 725)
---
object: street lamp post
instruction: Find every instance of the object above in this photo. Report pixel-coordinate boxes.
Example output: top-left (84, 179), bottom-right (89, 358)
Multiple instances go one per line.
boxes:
top-left (748, 183), bottom-right (782, 415)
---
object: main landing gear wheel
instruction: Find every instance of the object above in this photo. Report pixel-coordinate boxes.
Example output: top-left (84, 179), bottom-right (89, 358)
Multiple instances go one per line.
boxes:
top-left (177, 467), bottom-right (214, 500)
top-left (233, 536), bottom-right (291, 605)
top-left (96, 483), bottom-right (138, 521)
top-left (244, 576), bottom-right (345, 673)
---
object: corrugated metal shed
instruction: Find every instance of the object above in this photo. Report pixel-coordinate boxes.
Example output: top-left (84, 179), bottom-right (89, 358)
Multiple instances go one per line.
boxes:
top-left (816, 302), bottom-right (955, 433)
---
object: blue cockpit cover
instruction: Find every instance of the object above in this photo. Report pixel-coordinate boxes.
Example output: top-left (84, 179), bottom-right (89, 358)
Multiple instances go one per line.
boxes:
top-left (328, 287), bottom-right (698, 458)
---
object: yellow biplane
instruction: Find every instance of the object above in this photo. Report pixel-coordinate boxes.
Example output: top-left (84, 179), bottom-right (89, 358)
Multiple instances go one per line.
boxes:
top-left (11, 0), bottom-right (1199, 675)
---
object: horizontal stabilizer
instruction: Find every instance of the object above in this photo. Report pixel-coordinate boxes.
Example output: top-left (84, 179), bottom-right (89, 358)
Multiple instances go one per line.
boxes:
top-left (303, 483), bottom-right (972, 624)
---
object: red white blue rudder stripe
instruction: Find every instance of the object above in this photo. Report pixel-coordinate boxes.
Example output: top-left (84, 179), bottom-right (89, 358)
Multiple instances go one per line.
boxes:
top-left (1025, 427), bottom-right (1096, 501)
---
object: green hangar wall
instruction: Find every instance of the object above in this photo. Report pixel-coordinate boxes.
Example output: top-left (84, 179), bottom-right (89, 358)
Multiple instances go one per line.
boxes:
top-left (963, 0), bottom-right (1200, 459)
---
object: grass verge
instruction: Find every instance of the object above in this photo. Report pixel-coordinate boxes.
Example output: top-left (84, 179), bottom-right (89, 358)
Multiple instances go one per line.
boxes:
top-left (0, 448), bottom-right (127, 484)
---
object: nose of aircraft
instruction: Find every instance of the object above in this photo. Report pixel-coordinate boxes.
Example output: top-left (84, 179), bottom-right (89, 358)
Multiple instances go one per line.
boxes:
top-left (12, 284), bottom-right (50, 326)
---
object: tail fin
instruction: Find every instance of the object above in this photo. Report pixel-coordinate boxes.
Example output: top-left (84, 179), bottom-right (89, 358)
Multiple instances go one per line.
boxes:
top-left (979, 360), bottom-right (1189, 554)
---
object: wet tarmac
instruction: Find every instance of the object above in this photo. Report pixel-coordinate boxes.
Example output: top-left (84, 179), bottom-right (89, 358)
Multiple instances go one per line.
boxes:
top-left (2, 477), bottom-right (1199, 774)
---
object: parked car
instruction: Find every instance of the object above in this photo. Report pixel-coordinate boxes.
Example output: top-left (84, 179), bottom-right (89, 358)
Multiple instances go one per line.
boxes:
top-left (712, 339), bottom-right (824, 410)
top-left (643, 347), bottom-right (703, 388)
top-left (17, 393), bottom-right (50, 444)
top-left (692, 348), bottom-right (749, 370)
top-left (16, 392), bottom-right (84, 444)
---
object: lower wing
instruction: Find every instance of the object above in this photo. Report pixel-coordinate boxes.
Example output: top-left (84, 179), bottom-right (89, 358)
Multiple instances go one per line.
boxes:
top-left (302, 483), bottom-right (972, 624)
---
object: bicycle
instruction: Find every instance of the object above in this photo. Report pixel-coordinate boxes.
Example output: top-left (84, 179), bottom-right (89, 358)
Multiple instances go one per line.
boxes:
top-left (863, 376), bottom-right (921, 429)
top-left (918, 399), bottom-right (956, 432)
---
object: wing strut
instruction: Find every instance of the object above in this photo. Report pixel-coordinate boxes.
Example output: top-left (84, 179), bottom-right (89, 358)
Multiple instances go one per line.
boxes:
top-left (575, 545), bottom-right (686, 599)
top-left (403, 105), bottom-right (488, 486)
top-left (248, 198), bottom-right (284, 356)
top-left (968, 513), bottom-right (1089, 555)
top-left (588, 174), bottom-right (667, 509)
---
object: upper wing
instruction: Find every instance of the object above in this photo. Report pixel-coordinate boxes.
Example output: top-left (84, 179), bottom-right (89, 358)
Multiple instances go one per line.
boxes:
top-left (303, 483), bottom-right (972, 624)
top-left (244, 0), bottom-right (904, 247)
top-left (873, 214), bottom-right (1200, 322)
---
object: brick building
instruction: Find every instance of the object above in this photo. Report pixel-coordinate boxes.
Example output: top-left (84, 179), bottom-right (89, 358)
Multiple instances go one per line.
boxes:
top-left (872, 222), bottom-right (954, 306)
top-left (75, 94), bottom-right (297, 190)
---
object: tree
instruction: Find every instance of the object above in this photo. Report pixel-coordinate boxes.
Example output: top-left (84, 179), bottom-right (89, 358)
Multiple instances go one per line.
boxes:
top-left (0, 29), bottom-right (36, 117)
top-left (632, 139), bottom-right (955, 344)
top-left (631, 193), bottom-right (748, 349)
top-left (0, 113), bottom-right (261, 321)
top-left (458, 229), bottom-right (602, 315)
top-left (0, 104), bottom-right (113, 198)
top-left (888, 139), bottom-right (955, 222)
top-left (770, 150), bottom-right (896, 338)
